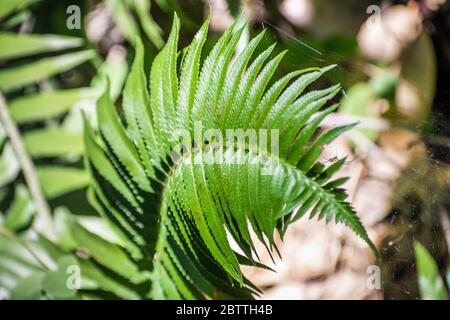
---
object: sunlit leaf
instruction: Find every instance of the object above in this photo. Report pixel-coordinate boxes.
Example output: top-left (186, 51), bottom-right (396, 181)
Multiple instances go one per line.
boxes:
top-left (10, 272), bottom-right (46, 300)
top-left (0, 233), bottom-right (46, 292)
top-left (3, 185), bottom-right (35, 231)
top-left (131, 0), bottom-right (164, 49)
top-left (0, 32), bottom-right (83, 60)
top-left (42, 256), bottom-right (79, 299)
top-left (84, 15), bottom-right (376, 299)
top-left (23, 128), bottom-right (83, 157)
top-left (0, 50), bottom-right (95, 92)
top-left (9, 88), bottom-right (97, 124)
top-left (0, 0), bottom-right (40, 20)
top-left (68, 220), bottom-right (149, 283)
top-left (105, 0), bottom-right (139, 45)
top-left (37, 166), bottom-right (90, 199)
top-left (414, 241), bottom-right (448, 300)
top-left (0, 143), bottom-right (20, 187)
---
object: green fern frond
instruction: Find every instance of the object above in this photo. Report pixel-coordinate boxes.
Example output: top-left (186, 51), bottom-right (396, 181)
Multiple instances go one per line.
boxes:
top-left (84, 14), bottom-right (379, 299)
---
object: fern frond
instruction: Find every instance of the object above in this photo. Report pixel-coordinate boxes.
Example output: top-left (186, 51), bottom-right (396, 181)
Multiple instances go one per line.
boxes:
top-left (85, 14), bottom-right (378, 299)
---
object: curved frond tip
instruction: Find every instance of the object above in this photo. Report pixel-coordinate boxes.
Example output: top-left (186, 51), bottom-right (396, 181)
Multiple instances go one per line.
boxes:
top-left (84, 15), bottom-right (379, 300)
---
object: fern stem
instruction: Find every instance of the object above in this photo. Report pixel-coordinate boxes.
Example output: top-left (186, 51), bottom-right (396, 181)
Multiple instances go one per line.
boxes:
top-left (0, 92), bottom-right (54, 239)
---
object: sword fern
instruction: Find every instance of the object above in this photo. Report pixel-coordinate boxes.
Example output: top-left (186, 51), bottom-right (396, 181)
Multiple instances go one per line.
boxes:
top-left (84, 14), bottom-right (378, 299)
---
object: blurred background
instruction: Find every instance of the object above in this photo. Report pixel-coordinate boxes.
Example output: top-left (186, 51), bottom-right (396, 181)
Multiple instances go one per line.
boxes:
top-left (0, 0), bottom-right (449, 300)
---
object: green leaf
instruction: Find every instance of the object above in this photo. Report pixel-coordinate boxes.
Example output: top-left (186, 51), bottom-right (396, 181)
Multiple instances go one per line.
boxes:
top-left (176, 16), bottom-right (209, 129)
top-left (97, 82), bottom-right (152, 192)
top-left (91, 57), bottom-right (128, 102)
top-left (0, 233), bottom-right (48, 292)
top-left (37, 213), bottom-right (142, 299)
top-left (0, 32), bottom-right (82, 60)
top-left (0, 0), bottom-right (40, 20)
top-left (0, 50), bottom-right (95, 92)
top-left (225, 0), bottom-right (241, 17)
top-left (53, 208), bottom-right (77, 250)
top-left (77, 259), bottom-right (141, 299)
top-left (37, 166), bottom-right (90, 199)
top-left (149, 15), bottom-right (180, 141)
top-left (10, 272), bottom-right (46, 300)
top-left (3, 184), bottom-right (35, 231)
top-left (42, 256), bottom-right (79, 299)
top-left (85, 15), bottom-right (376, 299)
top-left (338, 70), bottom-right (398, 142)
top-left (414, 241), bottom-right (448, 300)
top-left (69, 219), bottom-right (147, 283)
top-left (154, 0), bottom-right (176, 12)
top-left (0, 143), bottom-right (20, 187)
top-left (77, 216), bottom-right (122, 246)
top-left (105, 0), bottom-right (139, 45)
top-left (23, 128), bottom-right (83, 157)
top-left (2, 9), bottom-right (31, 29)
top-left (9, 88), bottom-right (97, 124)
top-left (122, 37), bottom-right (158, 175)
top-left (131, 0), bottom-right (164, 49)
